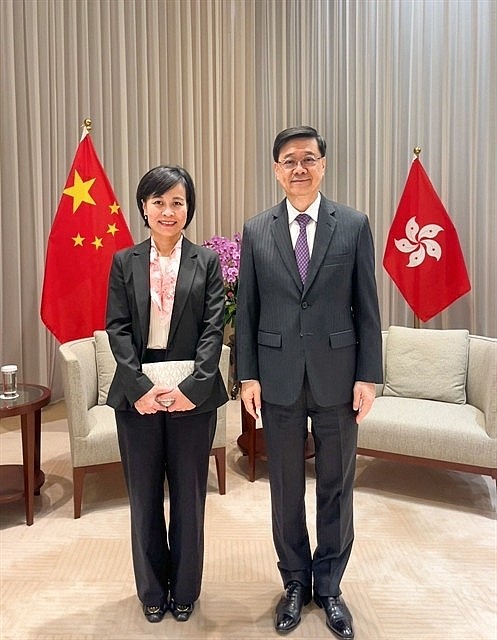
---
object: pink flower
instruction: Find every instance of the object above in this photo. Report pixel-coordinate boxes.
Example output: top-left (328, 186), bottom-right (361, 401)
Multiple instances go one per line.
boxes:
top-left (203, 233), bottom-right (240, 327)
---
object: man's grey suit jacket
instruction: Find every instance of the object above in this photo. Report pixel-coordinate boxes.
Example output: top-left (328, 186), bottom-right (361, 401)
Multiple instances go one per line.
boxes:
top-left (235, 195), bottom-right (383, 407)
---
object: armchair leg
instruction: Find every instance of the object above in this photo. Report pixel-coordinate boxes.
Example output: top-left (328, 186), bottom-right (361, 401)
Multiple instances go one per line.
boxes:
top-left (73, 467), bottom-right (86, 519)
top-left (210, 447), bottom-right (226, 495)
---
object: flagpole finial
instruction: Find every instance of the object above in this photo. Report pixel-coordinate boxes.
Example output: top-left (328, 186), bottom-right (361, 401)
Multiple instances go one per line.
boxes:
top-left (413, 147), bottom-right (421, 157)
top-left (82, 118), bottom-right (92, 133)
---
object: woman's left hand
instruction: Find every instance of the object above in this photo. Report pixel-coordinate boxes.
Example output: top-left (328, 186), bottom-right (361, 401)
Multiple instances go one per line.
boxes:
top-left (156, 388), bottom-right (196, 412)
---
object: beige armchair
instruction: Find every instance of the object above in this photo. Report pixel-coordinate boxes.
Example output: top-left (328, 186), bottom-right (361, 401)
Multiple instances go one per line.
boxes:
top-left (358, 327), bottom-right (497, 490)
top-left (59, 332), bottom-right (229, 518)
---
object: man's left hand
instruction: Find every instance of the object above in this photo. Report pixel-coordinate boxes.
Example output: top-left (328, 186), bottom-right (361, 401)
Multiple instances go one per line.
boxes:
top-left (353, 381), bottom-right (376, 423)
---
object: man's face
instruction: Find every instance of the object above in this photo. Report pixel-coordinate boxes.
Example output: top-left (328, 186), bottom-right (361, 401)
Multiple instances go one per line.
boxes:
top-left (273, 137), bottom-right (326, 203)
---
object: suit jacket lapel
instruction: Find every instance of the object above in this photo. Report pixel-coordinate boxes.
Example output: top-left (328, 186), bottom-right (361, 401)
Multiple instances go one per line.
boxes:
top-left (167, 237), bottom-right (197, 347)
top-left (304, 198), bottom-right (337, 294)
top-left (271, 201), bottom-right (302, 290)
top-left (132, 239), bottom-right (152, 348)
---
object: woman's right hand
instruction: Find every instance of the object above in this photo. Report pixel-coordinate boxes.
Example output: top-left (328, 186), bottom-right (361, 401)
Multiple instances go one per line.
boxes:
top-left (134, 386), bottom-right (169, 415)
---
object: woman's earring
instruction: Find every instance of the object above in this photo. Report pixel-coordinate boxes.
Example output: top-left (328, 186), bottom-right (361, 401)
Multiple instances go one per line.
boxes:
top-left (144, 214), bottom-right (148, 222)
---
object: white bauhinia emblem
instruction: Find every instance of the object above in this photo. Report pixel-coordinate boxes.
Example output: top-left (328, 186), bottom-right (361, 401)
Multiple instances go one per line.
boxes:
top-left (394, 216), bottom-right (444, 267)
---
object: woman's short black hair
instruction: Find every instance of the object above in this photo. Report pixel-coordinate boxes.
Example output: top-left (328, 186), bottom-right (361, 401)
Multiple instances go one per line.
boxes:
top-left (136, 165), bottom-right (196, 229)
top-left (272, 126), bottom-right (327, 162)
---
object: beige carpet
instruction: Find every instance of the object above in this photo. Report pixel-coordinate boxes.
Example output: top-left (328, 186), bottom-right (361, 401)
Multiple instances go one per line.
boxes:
top-left (1, 399), bottom-right (496, 640)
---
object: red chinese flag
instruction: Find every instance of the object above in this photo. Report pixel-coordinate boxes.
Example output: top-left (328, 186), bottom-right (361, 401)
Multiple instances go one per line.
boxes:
top-left (41, 131), bottom-right (134, 343)
top-left (383, 157), bottom-right (471, 322)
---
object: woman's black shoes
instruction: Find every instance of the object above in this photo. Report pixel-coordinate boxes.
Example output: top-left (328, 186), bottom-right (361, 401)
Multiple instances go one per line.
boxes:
top-left (170, 599), bottom-right (194, 621)
top-left (142, 599), bottom-right (194, 623)
top-left (142, 602), bottom-right (167, 623)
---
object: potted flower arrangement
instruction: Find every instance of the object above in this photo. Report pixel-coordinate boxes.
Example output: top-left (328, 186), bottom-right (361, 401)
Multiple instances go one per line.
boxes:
top-left (203, 233), bottom-right (241, 399)
top-left (203, 232), bottom-right (241, 329)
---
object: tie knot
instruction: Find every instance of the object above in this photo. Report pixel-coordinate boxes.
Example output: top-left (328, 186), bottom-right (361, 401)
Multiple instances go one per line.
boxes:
top-left (295, 213), bottom-right (311, 230)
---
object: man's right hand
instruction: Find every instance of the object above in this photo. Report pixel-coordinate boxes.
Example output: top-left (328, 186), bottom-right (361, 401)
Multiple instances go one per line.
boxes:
top-left (240, 380), bottom-right (262, 420)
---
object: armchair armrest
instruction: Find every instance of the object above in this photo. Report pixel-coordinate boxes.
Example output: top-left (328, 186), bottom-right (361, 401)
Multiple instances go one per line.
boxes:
top-left (59, 340), bottom-right (98, 440)
top-left (466, 336), bottom-right (497, 438)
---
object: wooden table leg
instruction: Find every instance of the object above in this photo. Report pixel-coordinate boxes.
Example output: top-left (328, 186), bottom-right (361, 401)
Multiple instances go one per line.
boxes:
top-left (240, 401), bottom-right (259, 482)
top-left (239, 401), bottom-right (252, 480)
top-left (34, 408), bottom-right (42, 495)
top-left (20, 411), bottom-right (35, 525)
top-left (248, 414), bottom-right (256, 482)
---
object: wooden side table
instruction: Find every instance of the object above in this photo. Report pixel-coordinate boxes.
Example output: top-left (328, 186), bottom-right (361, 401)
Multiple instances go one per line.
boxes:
top-left (237, 401), bottom-right (315, 481)
top-left (0, 383), bottom-right (51, 525)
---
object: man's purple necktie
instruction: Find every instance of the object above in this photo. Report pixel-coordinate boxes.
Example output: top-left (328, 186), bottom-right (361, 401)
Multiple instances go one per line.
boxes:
top-left (294, 213), bottom-right (311, 283)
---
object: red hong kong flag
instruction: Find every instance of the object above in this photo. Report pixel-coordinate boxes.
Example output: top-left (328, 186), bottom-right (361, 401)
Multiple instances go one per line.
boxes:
top-left (383, 157), bottom-right (471, 322)
top-left (41, 127), bottom-right (134, 343)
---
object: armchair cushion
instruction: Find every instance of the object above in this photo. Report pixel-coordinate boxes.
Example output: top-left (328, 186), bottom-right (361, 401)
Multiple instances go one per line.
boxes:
top-left (360, 396), bottom-right (492, 466)
top-left (94, 330), bottom-right (116, 405)
top-left (383, 326), bottom-right (469, 404)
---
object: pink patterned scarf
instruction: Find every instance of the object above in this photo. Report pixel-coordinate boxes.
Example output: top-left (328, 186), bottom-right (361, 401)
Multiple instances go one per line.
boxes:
top-left (149, 238), bottom-right (181, 326)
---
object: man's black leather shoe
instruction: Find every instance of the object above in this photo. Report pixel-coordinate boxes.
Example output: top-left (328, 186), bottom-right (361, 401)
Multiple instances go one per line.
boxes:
top-left (314, 594), bottom-right (354, 639)
top-left (275, 581), bottom-right (312, 633)
top-left (142, 602), bottom-right (167, 623)
top-left (170, 599), bottom-right (194, 622)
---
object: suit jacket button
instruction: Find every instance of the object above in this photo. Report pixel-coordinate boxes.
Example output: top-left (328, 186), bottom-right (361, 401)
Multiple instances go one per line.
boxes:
top-left (301, 301), bottom-right (308, 309)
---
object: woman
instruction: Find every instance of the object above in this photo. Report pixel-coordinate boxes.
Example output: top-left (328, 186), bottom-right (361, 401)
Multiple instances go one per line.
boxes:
top-left (106, 165), bottom-right (228, 623)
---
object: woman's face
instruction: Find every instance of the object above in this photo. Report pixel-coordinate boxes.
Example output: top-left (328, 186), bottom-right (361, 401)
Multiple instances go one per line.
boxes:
top-left (142, 182), bottom-right (188, 243)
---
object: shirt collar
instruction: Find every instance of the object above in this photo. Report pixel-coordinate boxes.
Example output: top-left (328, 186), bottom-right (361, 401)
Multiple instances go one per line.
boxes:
top-left (150, 233), bottom-right (183, 257)
top-left (286, 192), bottom-right (321, 224)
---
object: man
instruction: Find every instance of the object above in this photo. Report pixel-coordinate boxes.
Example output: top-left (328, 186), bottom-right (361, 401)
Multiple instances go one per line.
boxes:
top-left (235, 126), bottom-right (382, 639)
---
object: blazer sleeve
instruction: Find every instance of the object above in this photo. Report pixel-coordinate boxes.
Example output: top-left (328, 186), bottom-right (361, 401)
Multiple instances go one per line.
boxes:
top-left (234, 220), bottom-right (261, 381)
top-left (106, 250), bottom-right (154, 407)
top-left (352, 215), bottom-right (383, 383)
top-left (177, 250), bottom-right (226, 407)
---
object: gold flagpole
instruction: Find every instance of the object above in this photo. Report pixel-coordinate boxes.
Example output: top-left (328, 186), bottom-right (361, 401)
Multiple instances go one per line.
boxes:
top-left (413, 146), bottom-right (421, 329)
top-left (80, 118), bottom-right (92, 141)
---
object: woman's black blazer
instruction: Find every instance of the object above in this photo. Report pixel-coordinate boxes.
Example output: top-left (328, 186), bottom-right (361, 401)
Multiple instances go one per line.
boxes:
top-left (106, 237), bottom-right (228, 415)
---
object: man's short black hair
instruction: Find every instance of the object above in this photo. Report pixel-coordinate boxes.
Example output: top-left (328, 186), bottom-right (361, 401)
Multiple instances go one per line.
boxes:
top-left (273, 126), bottom-right (327, 162)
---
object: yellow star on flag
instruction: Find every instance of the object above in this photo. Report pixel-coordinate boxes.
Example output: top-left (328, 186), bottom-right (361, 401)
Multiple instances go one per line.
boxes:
top-left (91, 236), bottom-right (103, 250)
top-left (63, 170), bottom-right (96, 213)
top-left (107, 223), bottom-right (119, 236)
top-left (109, 201), bottom-right (120, 215)
top-left (72, 233), bottom-right (85, 247)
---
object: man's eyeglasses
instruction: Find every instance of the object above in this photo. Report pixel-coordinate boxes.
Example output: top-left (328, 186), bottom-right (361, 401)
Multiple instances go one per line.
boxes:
top-left (277, 156), bottom-right (323, 171)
